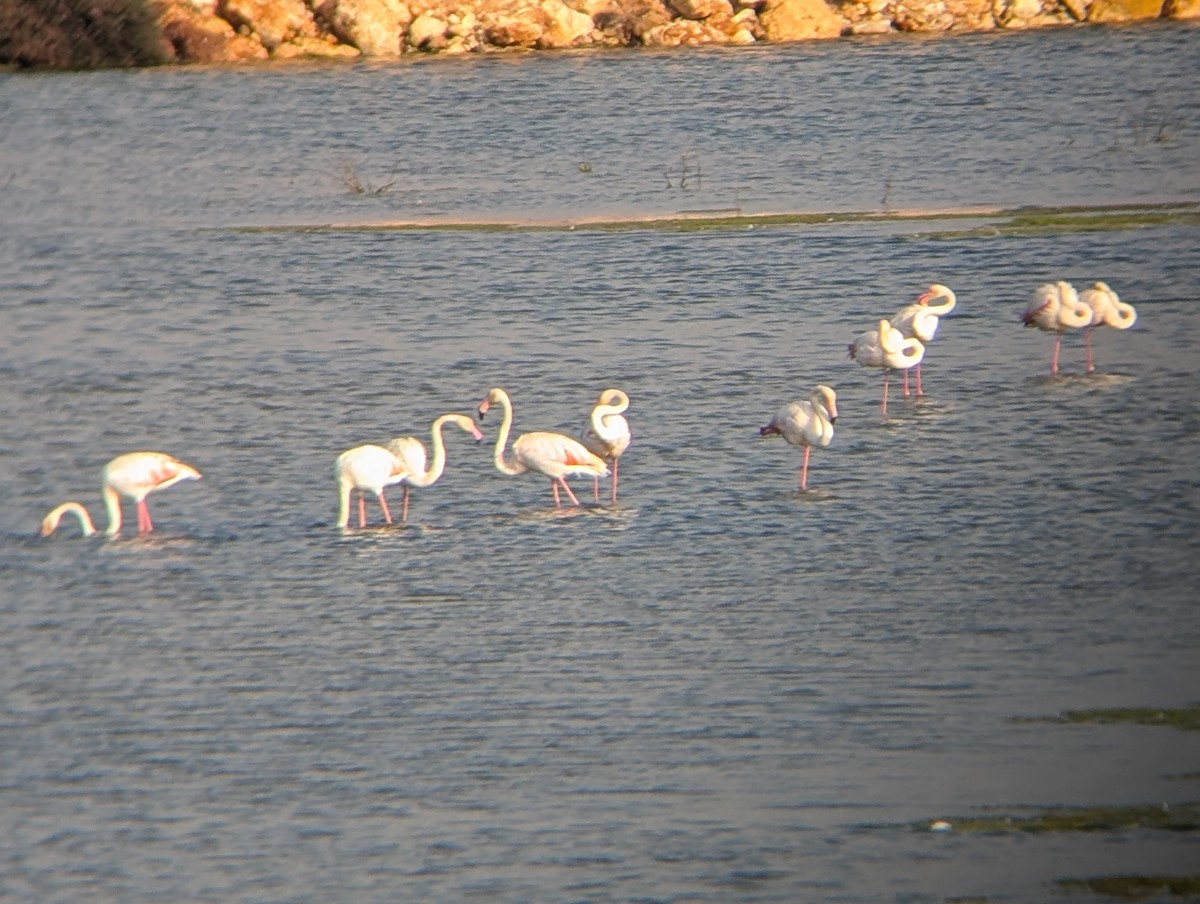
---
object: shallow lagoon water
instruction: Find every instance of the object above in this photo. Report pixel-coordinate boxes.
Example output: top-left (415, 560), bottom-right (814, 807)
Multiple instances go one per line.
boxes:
top-left (2, 23), bottom-right (1200, 903)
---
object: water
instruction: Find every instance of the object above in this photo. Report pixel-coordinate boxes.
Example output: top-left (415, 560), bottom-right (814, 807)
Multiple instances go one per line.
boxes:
top-left (2, 24), bottom-right (1200, 903)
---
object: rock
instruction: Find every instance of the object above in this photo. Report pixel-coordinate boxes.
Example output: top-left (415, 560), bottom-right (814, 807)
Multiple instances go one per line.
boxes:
top-left (1086, 0), bottom-right (1163, 19)
top-left (1164, 0), bottom-right (1200, 15)
top-left (668, 0), bottom-right (734, 17)
top-left (157, 3), bottom-right (271, 61)
top-left (850, 15), bottom-right (895, 28)
top-left (315, 0), bottom-right (412, 55)
top-left (538, 0), bottom-right (598, 45)
top-left (408, 10), bottom-right (450, 47)
top-left (218, 0), bottom-right (317, 48)
top-left (271, 34), bottom-right (363, 56)
top-left (757, 0), bottom-right (844, 40)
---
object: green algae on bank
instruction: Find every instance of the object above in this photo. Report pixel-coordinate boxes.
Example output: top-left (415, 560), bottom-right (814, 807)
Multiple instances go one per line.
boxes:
top-left (1056, 874), bottom-right (1200, 899)
top-left (1015, 704), bottom-right (1200, 731)
top-left (918, 802), bottom-right (1200, 835)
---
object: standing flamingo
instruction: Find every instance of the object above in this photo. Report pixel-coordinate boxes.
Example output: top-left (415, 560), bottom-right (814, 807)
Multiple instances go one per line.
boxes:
top-left (382, 413), bottom-right (483, 521)
top-left (478, 387), bottom-right (608, 508)
top-left (579, 388), bottom-right (631, 504)
top-left (1078, 281), bottom-right (1137, 373)
top-left (848, 319), bottom-right (925, 417)
top-left (1021, 281), bottom-right (1092, 376)
top-left (759, 384), bottom-right (838, 491)
top-left (890, 282), bottom-right (956, 396)
top-left (335, 444), bottom-right (407, 528)
top-left (39, 451), bottom-right (202, 538)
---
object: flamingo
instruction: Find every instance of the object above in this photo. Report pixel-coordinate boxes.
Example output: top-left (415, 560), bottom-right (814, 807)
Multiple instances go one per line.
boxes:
top-left (890, 282), bottom-right (956, 396)
top-left (382, 413), bottom-right (483, 521)
top-left (759, 384), bottom-right (838, 491)
top-left (39, 451), bottom-right (202, 538)
top-left (335, 444), bottom-right (407, 528)
top-left (1078, 281), bottom-right (1137, 373)
top-left (1022, 281), bottom-right (1092, 376)
top-left (477, 387), bottom-right (608, 508)
top-left (579, 388), bottom-right (631, 504)
top-left (848, 319), bottom-right (925, 416)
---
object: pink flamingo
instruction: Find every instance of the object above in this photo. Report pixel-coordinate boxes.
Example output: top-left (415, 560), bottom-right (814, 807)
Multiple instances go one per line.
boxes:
top-left (1078, 281), bottom-right (1137, 373)
top-left (579, 388), bottom-right (631, 504)
top-left (335, 444), bottom-right (407, 528)
top-left (478, 387), bottom-right (608, 508)
top-left (1022, 281), bottom-right (1092, 376)
top-left (759, 384), bottom-right (838, 491)
top-left (848, 319), bottom-right (925, 416)
top-left (383, 413), bottom-right (483, 521)
top-left (40, 451), bottom-right (202, 538)
top-left (889, 282), bottom-right (956, 396)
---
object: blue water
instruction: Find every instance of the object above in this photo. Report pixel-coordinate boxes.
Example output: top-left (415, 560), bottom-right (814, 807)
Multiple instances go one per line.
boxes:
top-left (1, 23), bottom-right (1199, 903)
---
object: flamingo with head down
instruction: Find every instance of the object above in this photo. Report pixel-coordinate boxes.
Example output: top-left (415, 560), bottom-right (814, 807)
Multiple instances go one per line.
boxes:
top-left (478, 387), bottom-right (608, 508)
top-left (1022, 281), bottom-right (1092, 376)
top-left (335, 444), bottom-right (407, 528)
top-left (383, 413), bottom-right (483, 521)
top-left (40, 451), bottom-right (202, 538)
top-left (579, 388), bottom-right (631, 504)
top-left (848, 319), bottom-right (925, 417)
top-left (889, 282), bottom-right (956, 396)
top-left (759, 384), bottom-right (838, 491)
top-left (1078, 281), bottom-right (1136, 373)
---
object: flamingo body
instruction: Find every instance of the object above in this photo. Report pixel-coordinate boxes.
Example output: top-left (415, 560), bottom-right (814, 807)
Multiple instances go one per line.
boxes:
top-left (890, 283), bottom-right (956, 396)
top-left (478, 387), bottom-right (608, 508)
top-left (382, 413), bottom-right (483, 521)
top-left (849, 319), bottom-right (925, 416)
top-left (759, 384), bottom-right (838, 491)
top-left (580, 388), bottom-right (631, 504)
top-left (335, 444), bottom-right (406, 528)
top-left (40, 451), bottom-right (202, 538)
top-left (1078, 281), bottom-right (1136, 373)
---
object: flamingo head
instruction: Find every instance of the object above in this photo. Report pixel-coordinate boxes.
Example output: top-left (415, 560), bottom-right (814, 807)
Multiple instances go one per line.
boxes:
top-left (759, 422), bottom-right (781, 438)
top-left (846, 341), bottom-right (857, 360)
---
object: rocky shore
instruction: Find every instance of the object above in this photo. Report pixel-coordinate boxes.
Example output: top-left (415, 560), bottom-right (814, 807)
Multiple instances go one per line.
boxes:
top-left (5, 0), bottom-right (1198, 70)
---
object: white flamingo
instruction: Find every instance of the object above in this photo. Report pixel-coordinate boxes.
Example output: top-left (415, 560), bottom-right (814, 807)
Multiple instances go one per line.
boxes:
top-left (848, 319), bottom-right (925, 416)
top-left (383, 413), bottom-right (483, 521)
top-left (1078, 281), bottom-right (1137, 373)
top-left (335, 444), bottom-right (407, 528)
top-left (478, 387), bottom-right (608, 508)
top-left (579, 388), bottom-right (631, 504)
top-left (39, 451), bottom-right (202, 538)
top-left (890, 282), bottom-right (956, 396)
top-left (1022, 281), bottom-right (1092, 376)
top-left (759, 385), bottom-right (838, 491)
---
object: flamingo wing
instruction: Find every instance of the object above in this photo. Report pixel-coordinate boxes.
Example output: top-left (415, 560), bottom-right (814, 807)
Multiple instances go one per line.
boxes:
top-left (514, 432), bottom-right (607, 478)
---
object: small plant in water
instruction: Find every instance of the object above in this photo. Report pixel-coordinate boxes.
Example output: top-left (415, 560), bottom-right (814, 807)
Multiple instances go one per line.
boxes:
top-left (336, 157), bottom-right (399, 196)
top-left (1123, 100), bottom-right (1183, 148)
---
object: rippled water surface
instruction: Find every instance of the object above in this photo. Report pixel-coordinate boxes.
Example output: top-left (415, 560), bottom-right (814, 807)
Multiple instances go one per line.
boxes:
top-left (2, 23), bottom-right (1200, 903)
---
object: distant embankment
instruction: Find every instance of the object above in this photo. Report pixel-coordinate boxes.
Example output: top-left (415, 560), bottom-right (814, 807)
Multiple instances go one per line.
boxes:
top-left (2, 0), bottom-right (1197, 70)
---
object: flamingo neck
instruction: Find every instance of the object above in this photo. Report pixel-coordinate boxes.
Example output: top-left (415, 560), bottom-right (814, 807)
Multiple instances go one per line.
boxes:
top-left (406, 415), bottom-right (456, 488)
top-left (489, 393), bottom-right (526, 476)
top-left (335, 474), bottom-right (353, 528)
top-left (41, 501), bottom-right (99, 537)
top-left (924, 287), bottom-right (956, 317)
top-left (590, 391), bottom-right (629, 443)
top-left (101, 485), bottom-right (123, 536)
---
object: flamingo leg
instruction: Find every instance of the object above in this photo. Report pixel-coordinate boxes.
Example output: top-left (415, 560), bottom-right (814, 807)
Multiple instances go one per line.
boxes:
top-left (592, 477), bottom-right (600, 502)
top-left (358, 492), bottom-right (367, 528)
top-left (378, 493), bottom-right (393, 525)
top-left (401, 485), bottom-right (410, 523)
top-left (1085, 327), bottom-right (1095, 373)
top-left (799, 445), bottom-right (811, 491)
top-left (1051, 334), bottom-right (1061, 376)
top-left (558, 478), bottom-right (582, 507)
top-left (902, 367), bottom-right (911, 397)
top-left (915, 362), bottom-right (924, 397)
top-left (610, 459), bottom-right (619, 505)
top-left (881, 369), bottom-right (890, 417)
top-left (137, 500), bottom-right (153, 534)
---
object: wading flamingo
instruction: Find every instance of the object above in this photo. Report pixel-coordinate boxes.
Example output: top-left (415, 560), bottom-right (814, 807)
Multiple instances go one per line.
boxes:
top-left (848, 319), bottom-right (925, 416)
top-left (579, 388), bottom-right (631, 504)
top-left (39, 451), bottom-right (202, 538)
top-left (478, 387), bottom-right (608, 508)
top-left (759, 384), bottom-right (838, 491)
top-left (1078, 280), bottom-right (1137, 373)
top-left (335, 444), bottom-right (407, 528)
top-left (890, 282), bottom-right (956, 396)
top-left (1022, 281), bottom-right (1092, 376)
top-left (383, 413), bottom-right (483, 521)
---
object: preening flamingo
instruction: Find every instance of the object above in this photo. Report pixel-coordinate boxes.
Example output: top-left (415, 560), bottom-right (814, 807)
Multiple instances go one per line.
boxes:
top-left (383, 413), bottom-right (483, 521)
top-left (848, 319), bottom-right (925, 416)
top-left (1022, 281), bottom-right (1092, 376)
top-left (1078, 281), bottom-right (1136, 373)
top-left (335, 444), bottom-right (407, 528)
top-left (890, 282), bottom-right (956, 396)
top-left (579, 388), bottom-right (631, 504)
top-left (759, 384), bottom-right (838, 491)
top-left (478, 387), bottom-right (608, 508)
top-left (39, 451), bottom-right (202, 538)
